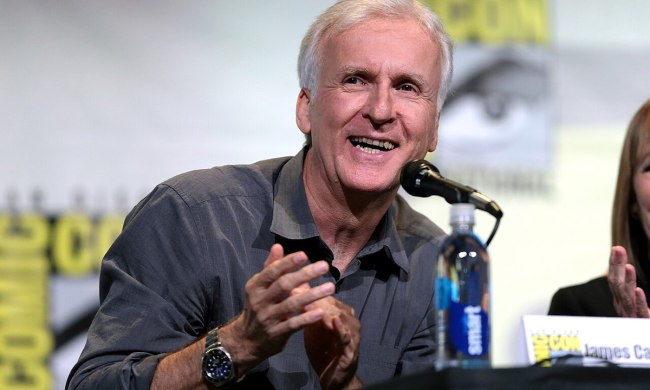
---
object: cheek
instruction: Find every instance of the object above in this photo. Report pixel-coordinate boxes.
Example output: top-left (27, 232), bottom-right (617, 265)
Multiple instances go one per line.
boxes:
top-left (314, 94), bottom-right (363, 129)
top-left (403, 115), bottom-right (436, 149)
top-left (633, 176), bottom-right (650, 235)
top-left (403, 101), bottom-right (437, 130)
top-left (634, 175), bottom-right (650, 211)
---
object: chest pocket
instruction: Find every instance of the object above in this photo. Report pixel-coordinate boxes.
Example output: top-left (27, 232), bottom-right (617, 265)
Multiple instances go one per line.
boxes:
top-left (357, 344), bottom-right (402, 385)
top-left (338, 251), bottom-right (434, 384)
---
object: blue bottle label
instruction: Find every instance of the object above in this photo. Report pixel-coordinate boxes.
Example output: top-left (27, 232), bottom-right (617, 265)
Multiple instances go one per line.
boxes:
top-left (435, 277), bottom-right (451, 310)
top-left (449, 301), bottom-right (489, 356)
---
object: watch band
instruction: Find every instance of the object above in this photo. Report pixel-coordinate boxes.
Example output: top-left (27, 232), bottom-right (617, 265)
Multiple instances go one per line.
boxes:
top-left (205, 327), bottom-right (224, 351)
top-left (202, 326), bottom-right (237, 387)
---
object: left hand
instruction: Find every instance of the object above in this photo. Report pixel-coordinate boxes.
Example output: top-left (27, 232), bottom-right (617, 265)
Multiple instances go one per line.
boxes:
top-left (608, 246), bottom-right (650, 318)
top-left (303, 296), bottom-right (361, 390)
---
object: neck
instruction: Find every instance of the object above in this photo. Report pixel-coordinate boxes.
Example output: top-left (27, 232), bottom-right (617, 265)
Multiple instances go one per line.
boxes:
top-left (302, 153), bottom-right (396, 273)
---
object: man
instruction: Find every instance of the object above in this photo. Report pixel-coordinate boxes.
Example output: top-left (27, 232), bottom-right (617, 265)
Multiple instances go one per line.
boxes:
top-left (67, 0), bottom-right (453, 388)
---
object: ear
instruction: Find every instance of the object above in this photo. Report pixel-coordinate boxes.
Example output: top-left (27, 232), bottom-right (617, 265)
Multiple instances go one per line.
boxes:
top-left (427, 114), bottom-right (440, 152)
top-left (296, 89), bottom-right (311, 136)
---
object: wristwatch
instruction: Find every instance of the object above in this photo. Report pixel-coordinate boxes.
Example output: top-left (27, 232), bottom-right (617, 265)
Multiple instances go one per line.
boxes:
top-left (202, 327), bottom-right (236, 387)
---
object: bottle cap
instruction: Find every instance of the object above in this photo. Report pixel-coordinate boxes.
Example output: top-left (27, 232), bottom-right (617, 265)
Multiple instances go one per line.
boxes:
top-left (450, 203), bottom-right (475, 226)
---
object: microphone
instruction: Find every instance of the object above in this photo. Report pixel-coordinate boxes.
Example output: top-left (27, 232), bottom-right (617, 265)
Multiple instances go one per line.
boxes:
top-left (400, 159), bottom-right (503, 219)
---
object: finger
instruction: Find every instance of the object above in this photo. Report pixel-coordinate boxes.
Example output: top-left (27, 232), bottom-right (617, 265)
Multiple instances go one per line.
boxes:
top-left (307, 297), bottom-right (353, 316)
top-left (268, 306), bottom-right (327, 336)
top-left (332, 315), bottom-right (360, 370)
top-left (246, 252), bottom-right (312, 312)
top-left (612, 264), bottom-right (638, 317)
top-left (266, 260), bottom-right (330, 300)
top-left (331, 316), bottom-right (351, 345)
top-left (256, 282), bottom-right (335, 333)
top-left (275, 282), bottom-right (335, 319)
top-left (338, 308), bottom-right (361, 336)
top-left (263, 243), bottom-right (285, 268)
top-left (608, 247), bottom-right (634, 316)
top-left (291, 284), bottom-right (309, 296)
top-left (635, 288), bottom-right (650, 318)
top-left (291, 267), bottom-right (321, 296)
top-left (608, 246), bottom-right (627, 285)
top-left (331, 306), bottom-right (360, 347)
top-left (252, 251), bottom-right (309, 288)
top-left (331, 299), bottom-right (356, 317)
top-left (623, 264), bottom-right (638, 316)
top-left (247, 259), bottom-right (331, 327)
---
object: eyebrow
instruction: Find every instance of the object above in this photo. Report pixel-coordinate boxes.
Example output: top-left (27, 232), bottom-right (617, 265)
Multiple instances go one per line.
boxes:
top-left (336, 66), bottom-right (370, 78)
top-left (336, 65), bottom-right (428, 87)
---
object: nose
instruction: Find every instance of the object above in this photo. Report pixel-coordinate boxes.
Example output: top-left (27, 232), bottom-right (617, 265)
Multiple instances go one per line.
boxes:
top-left (362, 85), bottom-right (395, 128)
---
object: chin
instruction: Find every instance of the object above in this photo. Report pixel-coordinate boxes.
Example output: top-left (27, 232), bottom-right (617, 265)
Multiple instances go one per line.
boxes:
top-left (346, 176), bottom-right (398, 195)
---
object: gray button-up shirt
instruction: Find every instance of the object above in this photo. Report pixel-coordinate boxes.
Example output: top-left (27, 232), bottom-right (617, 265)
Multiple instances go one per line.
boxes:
top-left (67, 149), bottom-right (446, 389)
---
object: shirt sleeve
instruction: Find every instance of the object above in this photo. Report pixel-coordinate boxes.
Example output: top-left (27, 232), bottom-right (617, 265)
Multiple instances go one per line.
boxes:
top-left (67, 184), bottom-right (213, 389)
top-left (547, 277), bottom-right (618, 317)
top-left (548, 287), bottom-right (579, 316)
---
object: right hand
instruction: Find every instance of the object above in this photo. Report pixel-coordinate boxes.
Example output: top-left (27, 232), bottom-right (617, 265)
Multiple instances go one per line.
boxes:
top-left (608, 245), bottom-right (650, 318)
top-left (220, 244), bottom-right (336, 372)
top-left (303, 297), bottom-right (361, 390)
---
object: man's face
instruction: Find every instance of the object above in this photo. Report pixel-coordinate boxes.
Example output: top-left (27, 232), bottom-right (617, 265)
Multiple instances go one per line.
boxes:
top-left (297, 16), bottom-right (442, 195)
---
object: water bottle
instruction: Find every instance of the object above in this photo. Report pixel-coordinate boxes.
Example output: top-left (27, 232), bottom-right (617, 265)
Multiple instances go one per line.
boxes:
top-left (435, 203), bottom-right (491, 370)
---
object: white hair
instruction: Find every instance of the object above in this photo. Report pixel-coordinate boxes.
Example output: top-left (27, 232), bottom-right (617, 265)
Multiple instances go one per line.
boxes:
top-left (297, 0), bottom-right (453, 113)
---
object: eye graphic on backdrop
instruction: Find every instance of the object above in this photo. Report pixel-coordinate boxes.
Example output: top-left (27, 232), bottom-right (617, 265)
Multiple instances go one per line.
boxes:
top-left (438, 55), bottom-right (547, 155)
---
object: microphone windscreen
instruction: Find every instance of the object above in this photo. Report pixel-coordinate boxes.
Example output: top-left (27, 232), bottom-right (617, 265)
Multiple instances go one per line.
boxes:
top-left (400, 160), bottom-right (439, 197)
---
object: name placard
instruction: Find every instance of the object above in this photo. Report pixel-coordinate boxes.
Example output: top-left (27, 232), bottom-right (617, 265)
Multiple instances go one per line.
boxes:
top-left (522, 315), bottom-right (650, 367)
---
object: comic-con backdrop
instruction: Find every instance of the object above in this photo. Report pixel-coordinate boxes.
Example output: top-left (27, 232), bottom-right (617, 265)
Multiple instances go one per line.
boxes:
top-left (2, 1), bottom-right (650, 388)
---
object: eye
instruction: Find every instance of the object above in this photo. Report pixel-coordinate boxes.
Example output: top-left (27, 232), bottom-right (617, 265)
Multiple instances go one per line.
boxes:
top-left (397, 83), bottom-right (418, 93)
top-left (344, 76), bottom-right (364, 85)
top-left (639, 157), bottom-right (650, 172)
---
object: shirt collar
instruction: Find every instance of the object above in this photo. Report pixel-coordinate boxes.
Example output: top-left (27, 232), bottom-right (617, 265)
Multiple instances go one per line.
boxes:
top-left (361, 202), bottom-right (410, 273)
top-left (270, 148), bottom-right (409, 274)
top-left (270, 148), bottom-right (319, 240)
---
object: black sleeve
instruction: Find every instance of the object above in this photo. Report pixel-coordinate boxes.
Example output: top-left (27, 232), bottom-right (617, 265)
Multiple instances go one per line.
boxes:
top-left (548, 287), bottom-right (583, 316)
top-left (547, 277), bottom-right (618, 317)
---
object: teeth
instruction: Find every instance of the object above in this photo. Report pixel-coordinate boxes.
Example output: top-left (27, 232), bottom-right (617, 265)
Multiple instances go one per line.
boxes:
top-left (351, 137), bottom-right (396, 152)
top-left (355, 145), bottom-right (382, 154)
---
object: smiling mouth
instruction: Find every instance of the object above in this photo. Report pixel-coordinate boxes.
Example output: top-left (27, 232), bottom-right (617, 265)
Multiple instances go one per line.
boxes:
top-left (350, 137), bottom-right (397, 154)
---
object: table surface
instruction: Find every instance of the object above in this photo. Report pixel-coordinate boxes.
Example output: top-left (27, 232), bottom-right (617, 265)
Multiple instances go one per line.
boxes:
top-left (365, 366), bottom-right (650, 390)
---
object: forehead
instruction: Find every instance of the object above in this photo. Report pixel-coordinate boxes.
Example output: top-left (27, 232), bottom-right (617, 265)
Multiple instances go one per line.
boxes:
top-left (635, 128), bottom-right (650, 163)
top-left (637, 143), bottom-right (650, 165)
top-left (336, 15), bottom-right (431, 39)
top-left (320, 16), bottom-right (440, 75)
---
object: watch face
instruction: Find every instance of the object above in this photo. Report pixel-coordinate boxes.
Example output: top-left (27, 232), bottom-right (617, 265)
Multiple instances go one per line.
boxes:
top-left (203, 347), bottom-right (234, 384)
